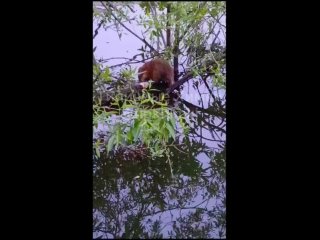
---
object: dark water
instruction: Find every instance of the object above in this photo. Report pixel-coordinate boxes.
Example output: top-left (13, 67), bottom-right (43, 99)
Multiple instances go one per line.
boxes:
top-left (93, 84), bottom-right (226, 239)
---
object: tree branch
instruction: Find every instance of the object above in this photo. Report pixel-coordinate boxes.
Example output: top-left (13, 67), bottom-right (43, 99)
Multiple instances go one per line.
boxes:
top-left (167, 72), bottom-right (194, 94)
top-left (173, 19), bottom-right (179, 82)
top-left (180, 98), bottom-right (225, 118)
top-left (166, 3), bottom-right (171, 48)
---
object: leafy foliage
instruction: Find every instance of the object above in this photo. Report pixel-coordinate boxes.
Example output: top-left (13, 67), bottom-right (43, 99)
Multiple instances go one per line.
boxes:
top-left (93, 2), bottom-right (226, 238)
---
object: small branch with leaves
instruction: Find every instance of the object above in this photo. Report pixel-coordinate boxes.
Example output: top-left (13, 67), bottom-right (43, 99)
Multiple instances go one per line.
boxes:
top-left (101, 1), bottom-right (159, 55)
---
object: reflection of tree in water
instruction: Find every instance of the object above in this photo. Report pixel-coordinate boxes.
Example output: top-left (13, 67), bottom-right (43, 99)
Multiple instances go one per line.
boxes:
top-left (93, 101), bottom-right (226, 239)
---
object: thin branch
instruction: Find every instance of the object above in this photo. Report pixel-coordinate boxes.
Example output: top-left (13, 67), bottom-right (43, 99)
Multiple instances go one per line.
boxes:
top-left (108, 56), bottom-right (154, 69)
top-left (166, 3), bottom-right (171, 48)
top-left (100, 57), bottom-right (133, 62)
top-left (214, 11), bottom-right (226, 28)
top-left (202, 75), bottom-right (216, 101)
top-left (93, 19), bottom-right (105, 39)
top-left (180, 98), bottom-right (224, 118)
top-left (189, 122), bottom-right (224, 141)
top-left (173, 19), bottom-right (179, 82)
top-left (190, 130), bottom-right (225, 143)
top-left (211, 29), bottom-right (221, 46)
top-left (201, 117), bottom-right (226, 134)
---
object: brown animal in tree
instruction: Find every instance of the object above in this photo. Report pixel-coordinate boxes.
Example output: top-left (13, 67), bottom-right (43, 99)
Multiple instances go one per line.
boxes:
top-left (138, 59), bottom-right (174, 89)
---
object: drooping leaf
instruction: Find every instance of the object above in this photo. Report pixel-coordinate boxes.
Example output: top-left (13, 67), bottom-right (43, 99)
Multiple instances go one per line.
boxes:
top-left (107, 135), bottom-right (116, 153)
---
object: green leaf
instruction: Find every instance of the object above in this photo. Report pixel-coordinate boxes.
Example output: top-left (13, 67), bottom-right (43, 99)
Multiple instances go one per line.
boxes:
top-left (132, 120), bottom-right (141, 141)
top-left (107, 135), bottom-right (116, 153)
top-left (167, 123), bottom-right (176, 140)
top-left (148, 122), bottom-right (155, 128)
top-left (162, 129), bottom-right (169, 142)
top-left (127, 129), bottom-right (134, 143)
top-left (141, 99), bottom-right (151, 104)
top-left (154, 21), bottom-right (160, 30)
top-left (95, 147), bottom-right (100, 158)
top-left (158, 2), bottom-right (166, 11)
top-left (102, 67), bottom-right (111, 82)
top-left (155, 101), bottom-right (167, 107)
top-left (159, 119), bottom-right (165, 128)
top-left (116, 127), bottom-right (123, 144)
top-left (122, 104), bottom-right (135, 109)
top-left (145, 4), bottom-right (151, 15)
top-left (152, 30), bottom-right (157, 37)
top-left (93, 65), bottom-right (100, 75)
top-left (169, 115), bottom-right (176, 129)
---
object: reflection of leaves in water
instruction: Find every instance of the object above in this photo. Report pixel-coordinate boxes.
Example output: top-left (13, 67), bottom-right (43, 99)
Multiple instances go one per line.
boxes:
top-left (93, 134), bottom-right (226, 238)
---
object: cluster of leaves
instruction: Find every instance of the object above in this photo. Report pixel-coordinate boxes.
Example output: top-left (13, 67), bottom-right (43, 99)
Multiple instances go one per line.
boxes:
top-left (93, 142), bottom-right (226, 239)
top-left (94, 88), bottom-right (189, 159)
